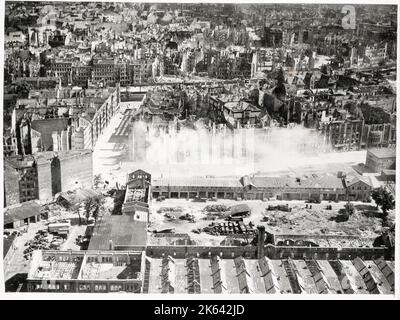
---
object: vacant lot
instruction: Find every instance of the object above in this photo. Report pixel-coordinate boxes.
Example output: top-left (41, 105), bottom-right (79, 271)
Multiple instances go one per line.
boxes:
top-left (148, 198), bottom-right (391, 246)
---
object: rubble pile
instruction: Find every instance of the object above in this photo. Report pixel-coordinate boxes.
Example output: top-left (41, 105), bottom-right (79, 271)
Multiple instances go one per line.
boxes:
top-left (203, 221), bottom-right (255, 236)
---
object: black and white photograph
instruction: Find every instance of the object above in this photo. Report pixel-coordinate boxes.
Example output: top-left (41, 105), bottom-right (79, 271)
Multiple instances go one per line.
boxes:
top-left (0, 0), bottom-right (398, 298)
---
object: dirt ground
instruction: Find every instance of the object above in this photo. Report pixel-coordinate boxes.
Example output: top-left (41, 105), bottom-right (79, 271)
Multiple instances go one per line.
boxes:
top-left (148, 198), bottom-right (392, 246)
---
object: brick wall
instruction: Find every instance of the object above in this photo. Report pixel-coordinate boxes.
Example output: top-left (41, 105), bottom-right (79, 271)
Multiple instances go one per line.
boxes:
top-left (145, 245), bottom-right (258, 259)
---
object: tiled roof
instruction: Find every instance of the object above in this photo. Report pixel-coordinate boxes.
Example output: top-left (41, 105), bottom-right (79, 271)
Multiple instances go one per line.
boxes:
top-left (346, 174), bottom-right (373, 187)
top-left (152, 177), bottom-right (242, 188)
top-left (4, 200), bottom-right (41, 225)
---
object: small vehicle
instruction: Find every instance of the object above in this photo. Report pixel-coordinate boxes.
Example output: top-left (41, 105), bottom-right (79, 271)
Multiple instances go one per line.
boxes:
top-left (227, 215), bottom-right (243, 222)
top-left (164, 213), bottom-right (176, 220)
top-left (306, 198), bottom-right (321, 204)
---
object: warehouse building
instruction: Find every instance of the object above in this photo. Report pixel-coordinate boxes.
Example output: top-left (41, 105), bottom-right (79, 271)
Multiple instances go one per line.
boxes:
top-left (151, 173), bottom-right (350, 201)
top-left (365, 147), bottom-right (396, 173)
top-left (4, 200), bottom-right (42, 229)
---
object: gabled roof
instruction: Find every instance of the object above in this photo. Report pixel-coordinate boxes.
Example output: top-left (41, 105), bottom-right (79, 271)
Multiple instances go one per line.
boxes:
top-left (367, 148), bottom-right (396, 159)
top-left (4, 200), bottom-right (41, 225)
top-left (224, 100), bottom-right (260, 113)
top-left (346, 175), bottom-right (373, 188)
top-left (57, 188), bottom-right (101, 207)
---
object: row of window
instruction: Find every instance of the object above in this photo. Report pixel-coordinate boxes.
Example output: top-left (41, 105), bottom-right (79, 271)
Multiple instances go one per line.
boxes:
top-left (86, 256), bottom-right (139, 263)
top-left (32, 282), bottom-right (137, 292)
top-left (20, 181), bottom-right (36, 189)
top-left (351, 186), bottom-right (369, 191)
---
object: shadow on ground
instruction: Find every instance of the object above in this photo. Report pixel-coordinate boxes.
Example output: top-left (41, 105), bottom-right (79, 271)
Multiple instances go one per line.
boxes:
top-left (355, 204), bottom-right (382, 218)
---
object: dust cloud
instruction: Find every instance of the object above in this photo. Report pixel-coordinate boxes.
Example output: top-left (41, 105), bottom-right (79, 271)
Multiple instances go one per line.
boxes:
top-left (128, 121), bottom-right (339, 177)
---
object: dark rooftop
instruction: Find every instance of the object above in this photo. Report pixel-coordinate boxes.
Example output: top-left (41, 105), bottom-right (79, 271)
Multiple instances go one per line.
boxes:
top-left (4, 200), bottom-right (41, 225)
top-left (88, 215), bottom-right (147, 250)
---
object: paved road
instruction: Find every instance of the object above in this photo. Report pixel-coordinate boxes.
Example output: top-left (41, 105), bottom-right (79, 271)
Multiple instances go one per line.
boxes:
top-left (4, 222), bottom-right (45, 282)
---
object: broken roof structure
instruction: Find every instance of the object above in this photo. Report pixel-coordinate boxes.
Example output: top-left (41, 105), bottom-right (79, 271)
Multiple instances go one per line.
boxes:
top-left (143, 255), bottom-right (394, 294)
top-left (57, 188), bottom-right (102, 209)
top-left (88, 215), bottom-right (147, 250)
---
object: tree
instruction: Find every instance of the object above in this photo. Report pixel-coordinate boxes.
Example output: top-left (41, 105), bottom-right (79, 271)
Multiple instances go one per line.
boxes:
top-left (336, 202), bottom-right (355, 222)
top-left (83, 196), bottom-right (102, 223)
top-left (371, 187), bottom-right (395, 220)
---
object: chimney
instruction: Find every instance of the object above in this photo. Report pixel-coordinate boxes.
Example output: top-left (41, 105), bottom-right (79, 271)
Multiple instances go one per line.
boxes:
top-left (109, 239), bottom-right (114, 250)
top-left (257, 225), bottom-right (265, 259)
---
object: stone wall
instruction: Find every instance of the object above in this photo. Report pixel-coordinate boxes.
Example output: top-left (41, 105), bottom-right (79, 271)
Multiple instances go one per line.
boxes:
top-left (265, 244), bottom-right (387, 260)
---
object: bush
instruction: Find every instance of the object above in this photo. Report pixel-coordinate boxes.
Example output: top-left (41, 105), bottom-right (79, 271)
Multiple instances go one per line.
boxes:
top-left (371, 187), bottom-right (395, 219)
top-left (334, 202), bottom-right (354, 222)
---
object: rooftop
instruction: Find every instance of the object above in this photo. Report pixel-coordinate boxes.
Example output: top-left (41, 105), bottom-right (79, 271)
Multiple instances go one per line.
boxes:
top-left (144, 256), bottom-right (394, 294)
top-left (80, 263), bottom-right (140, 280)
top-left (272, 232), bottom-right (376, 248)
top-left (125, 186), bottom-right (147, 203)
top-left (224, 100), bottom-right (261, 113)
top-left (4, 200), bottom-right (41, 225)
top-left (367, 148), bottom-right (396, 159)
top-left (4, 155), bottom-right (36, 169)
top-left (88, 215), bottom-right (147, 250)
top-left (152, 177), bottom-right (243, 188)
top-left (27, 250), bottom-right (143, 281)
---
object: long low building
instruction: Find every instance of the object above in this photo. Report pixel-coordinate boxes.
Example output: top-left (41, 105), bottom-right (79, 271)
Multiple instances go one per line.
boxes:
top-left (144, 255), bottom-right (394, 294)
top-left (4, 200), bottom-right (42, 229)
top-left (27, 250), bottom-right (145, 293)
top-left (151, 172), bottom-right (373, 201)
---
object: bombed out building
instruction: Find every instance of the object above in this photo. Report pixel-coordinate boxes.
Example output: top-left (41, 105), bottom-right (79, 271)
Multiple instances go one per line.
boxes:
top-left (3, 150), bottom-right (93, 206)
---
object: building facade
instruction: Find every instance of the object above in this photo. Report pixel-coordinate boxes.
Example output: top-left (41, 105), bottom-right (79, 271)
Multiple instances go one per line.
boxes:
top-left (151, 174), bottom-right (350, 202)
top-left (27, 250), bottom-right (145, 293)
